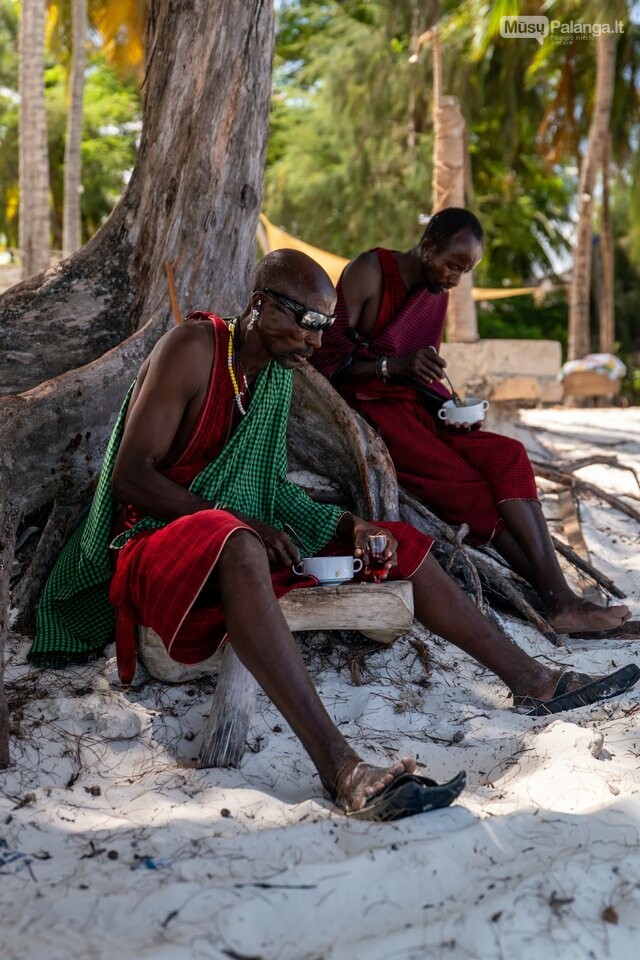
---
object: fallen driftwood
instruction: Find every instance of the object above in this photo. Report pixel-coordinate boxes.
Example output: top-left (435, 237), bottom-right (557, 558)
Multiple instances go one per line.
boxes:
top-left (532, 458), bottom-right (640, 525)
top-left (551, 536), bottom-right (626, 600)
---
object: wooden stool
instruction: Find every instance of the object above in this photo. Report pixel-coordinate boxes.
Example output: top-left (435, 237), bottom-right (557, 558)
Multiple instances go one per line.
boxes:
top-left (137, 581), bottom-right (414, 768)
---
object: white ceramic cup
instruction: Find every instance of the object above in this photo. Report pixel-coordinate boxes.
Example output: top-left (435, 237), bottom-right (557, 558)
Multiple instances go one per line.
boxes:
top-left (437, 397), bottom-right (489, 425)
top-left (292, 555), bottom-right (363, 584)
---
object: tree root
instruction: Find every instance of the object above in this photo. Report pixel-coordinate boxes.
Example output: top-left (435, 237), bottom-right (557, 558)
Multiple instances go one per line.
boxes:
top-left (0, 505), bottom-right (19, 768)
top-left (11, 501), bottom-right (84, 632)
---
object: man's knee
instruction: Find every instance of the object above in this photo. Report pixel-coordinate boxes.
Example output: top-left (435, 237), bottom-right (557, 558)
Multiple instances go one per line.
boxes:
top-left (217, 528), bottom-right (268, 578)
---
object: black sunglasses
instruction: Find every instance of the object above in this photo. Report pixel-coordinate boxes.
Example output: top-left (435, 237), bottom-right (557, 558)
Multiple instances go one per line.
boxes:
top-left (257, 288), bottom-right (335, 331)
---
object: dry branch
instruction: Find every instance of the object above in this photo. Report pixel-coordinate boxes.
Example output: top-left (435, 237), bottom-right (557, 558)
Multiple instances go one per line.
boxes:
top-left (532, 459), bottom-right (640, 524)
top-left (551, 536), bottom-right (626, 599)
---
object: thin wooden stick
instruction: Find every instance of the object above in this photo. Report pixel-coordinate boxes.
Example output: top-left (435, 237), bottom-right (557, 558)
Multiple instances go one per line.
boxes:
top-left (532, 460), bottom-right (640, 524)
top-left (551, 536), bottom-right (626, 599)
top-left (164, 261), bottom-right (182, 324)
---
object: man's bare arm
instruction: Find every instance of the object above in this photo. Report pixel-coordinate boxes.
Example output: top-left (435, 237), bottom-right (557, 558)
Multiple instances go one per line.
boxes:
top-left (340, 253), bottom-right (448, 385)
top-left (112, 323), bottom-right (306, 566)
top-left (112, 324), bottom-right (216, 519)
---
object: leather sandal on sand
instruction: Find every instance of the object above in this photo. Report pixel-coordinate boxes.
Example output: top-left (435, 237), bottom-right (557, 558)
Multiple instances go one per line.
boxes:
top-left (513, 663), bottom-right (640, 718)
top-left (348, 770), bottom-right (466, 822)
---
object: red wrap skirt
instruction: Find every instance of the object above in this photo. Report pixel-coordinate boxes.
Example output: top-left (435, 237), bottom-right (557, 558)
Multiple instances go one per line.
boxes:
top-left (355, 398), bottom-right (538, 545)
top-left (110, 509), bottom-right (431, 680)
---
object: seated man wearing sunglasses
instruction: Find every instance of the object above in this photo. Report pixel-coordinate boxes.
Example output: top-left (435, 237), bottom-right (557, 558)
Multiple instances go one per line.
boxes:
top-left (31, 248), bottom-right (640, 820)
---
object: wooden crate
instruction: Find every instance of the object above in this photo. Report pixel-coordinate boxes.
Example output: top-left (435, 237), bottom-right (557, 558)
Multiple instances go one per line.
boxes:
top-left (562, 371), bottom-right (622, 400)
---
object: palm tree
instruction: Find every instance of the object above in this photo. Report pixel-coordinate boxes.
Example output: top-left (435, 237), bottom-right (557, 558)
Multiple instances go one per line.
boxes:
top-left (421, 25), bottom-right (478, 342)
top-left (51, 0), bottom-right (146, 256)
top-left (62, 0), bottom-right (87, 255)
top-left (567, 31), bottom-right (616, 359)
top-left (19, 0), bottom-right (50, 277)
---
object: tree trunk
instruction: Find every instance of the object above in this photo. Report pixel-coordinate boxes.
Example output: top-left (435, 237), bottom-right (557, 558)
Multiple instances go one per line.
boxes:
top-left (62, 0), bottom-right (88, 256)
top-left (430, 28), bottom-right (478, 344)
top-left (599, 135), bottom-right (615, 355)
top-left (2, 0), bottom-right (275, 668)
top-left (568, 32), bottom-right (616, 360)
top-left (18, 0), bottom-right (50, 278)
top-left (1, 0), bottom-right (275, 397)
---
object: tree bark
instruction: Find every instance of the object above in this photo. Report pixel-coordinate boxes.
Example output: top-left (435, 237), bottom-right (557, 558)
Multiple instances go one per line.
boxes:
top-left (599, 135), bottom-right (615, 355)
top-left (19, 0), bottom-right (51, 278)
top-left (62, 0), bottom-right (88, 256)
top-left (429, 28), bottom-right (478, 344)
top-left (1, 0), bottom-right (275, 396)
top-left (568, 33), bottom-right (616, 360)
top-left (2, 2), bottom-right (276, 725)
top-left (0, 506), bottom-right (19, 768)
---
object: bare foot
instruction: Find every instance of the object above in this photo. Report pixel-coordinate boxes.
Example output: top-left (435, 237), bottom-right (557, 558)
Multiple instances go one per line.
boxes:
top-left (547, 599), bottom-right (629, 634)
top-left (521, 668), bottom-right (589, 703)
top-left (326, 756), bottom-right (417, 813)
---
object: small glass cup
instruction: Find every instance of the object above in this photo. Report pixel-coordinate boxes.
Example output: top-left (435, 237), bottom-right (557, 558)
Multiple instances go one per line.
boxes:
top-left (367, 533), bottom-right (388, 584)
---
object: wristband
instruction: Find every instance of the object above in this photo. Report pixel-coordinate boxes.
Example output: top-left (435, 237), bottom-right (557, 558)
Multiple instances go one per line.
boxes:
top-left (376, 357), bottom-right (390, 381)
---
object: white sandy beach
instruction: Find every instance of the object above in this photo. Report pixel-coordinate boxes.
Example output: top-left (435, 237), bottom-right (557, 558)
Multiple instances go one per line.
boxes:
top-left (2, 405), bottom-right (640, 960)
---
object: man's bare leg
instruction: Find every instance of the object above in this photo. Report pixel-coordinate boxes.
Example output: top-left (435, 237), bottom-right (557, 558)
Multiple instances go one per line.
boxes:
top-left (494, 500), bottom-right (628, 633)
top-left (410, 553), bottom-right (592, 702)
top-left (215, 531), bottom-right (415, 811)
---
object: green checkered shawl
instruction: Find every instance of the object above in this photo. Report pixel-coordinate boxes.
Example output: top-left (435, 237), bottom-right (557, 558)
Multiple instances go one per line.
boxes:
top-left (30, 362), bottom-right (342, 668)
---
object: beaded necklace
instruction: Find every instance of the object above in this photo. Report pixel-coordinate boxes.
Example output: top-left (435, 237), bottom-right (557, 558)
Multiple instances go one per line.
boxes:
top-left (227, 317), bottom-right (250, 416)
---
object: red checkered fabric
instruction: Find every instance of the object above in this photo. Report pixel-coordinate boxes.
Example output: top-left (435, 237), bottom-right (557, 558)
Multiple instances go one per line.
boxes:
top-left (313, 248), bottom-right (538, 545)
top-left (357, 399), bottom-right (537, 544)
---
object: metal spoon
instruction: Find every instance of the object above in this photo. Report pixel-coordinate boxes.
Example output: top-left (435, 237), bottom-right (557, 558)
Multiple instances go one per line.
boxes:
top-left (283, 522), bottom-right (307, 554)
top-left (429, 346), bottom-right (464, 407)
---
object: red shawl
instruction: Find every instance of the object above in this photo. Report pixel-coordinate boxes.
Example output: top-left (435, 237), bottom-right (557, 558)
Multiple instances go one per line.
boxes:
top-left (312, 248), bottom-right (450, 403)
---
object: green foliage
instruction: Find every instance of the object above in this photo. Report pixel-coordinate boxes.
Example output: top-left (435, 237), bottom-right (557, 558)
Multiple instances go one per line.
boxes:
top-left (0, 1), bottom-right (141, 252)
top-left (477, 291), bottom-right (569, 354)
top-left (265, 0), bottom-right (578, 282)
top-left (266, 0), bottom-right (436, 258)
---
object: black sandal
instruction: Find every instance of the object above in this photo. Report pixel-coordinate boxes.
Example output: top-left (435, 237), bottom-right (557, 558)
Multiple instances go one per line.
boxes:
top-left (348, 770), bottom-right (466, 822)
top-left (514, 664), bottom-right (640, 717)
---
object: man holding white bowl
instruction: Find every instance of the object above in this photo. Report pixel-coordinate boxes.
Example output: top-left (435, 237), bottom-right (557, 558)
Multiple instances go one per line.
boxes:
top-left (312, 207), bottom-right (631, 638)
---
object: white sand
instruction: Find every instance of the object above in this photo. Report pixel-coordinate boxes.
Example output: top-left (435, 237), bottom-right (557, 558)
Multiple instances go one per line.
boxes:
top-left (2, 406), bottom-right (640, 960)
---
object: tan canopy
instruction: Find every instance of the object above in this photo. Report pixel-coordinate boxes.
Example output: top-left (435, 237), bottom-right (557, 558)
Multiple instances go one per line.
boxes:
top-left (258, 214), bottom-right (538, 302)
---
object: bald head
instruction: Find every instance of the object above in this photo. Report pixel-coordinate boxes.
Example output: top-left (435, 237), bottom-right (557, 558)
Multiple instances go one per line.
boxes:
top-left (251, 249), bottom-right (336, 306)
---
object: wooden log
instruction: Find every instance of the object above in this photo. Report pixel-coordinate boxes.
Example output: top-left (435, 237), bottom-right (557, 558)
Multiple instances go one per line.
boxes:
top-left (279, 581), bottom-right (414, 645)
top-left (138, 626), bottom-right (223, 682)
top-left (198, 645), bottom-right (258, 769)
top-left (140, 582), bottom-right (415, 683)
